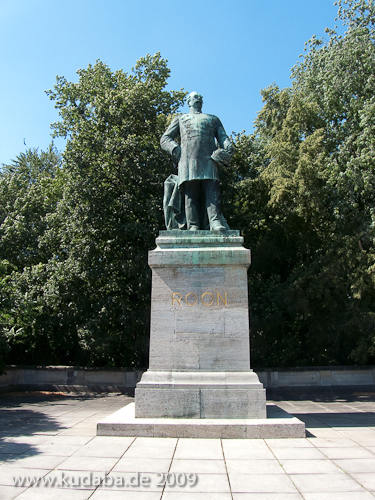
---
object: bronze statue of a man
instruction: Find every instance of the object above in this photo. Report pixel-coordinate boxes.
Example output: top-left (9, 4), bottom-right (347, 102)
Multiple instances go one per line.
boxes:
top-left (160, 91), bottom-right (233, 231)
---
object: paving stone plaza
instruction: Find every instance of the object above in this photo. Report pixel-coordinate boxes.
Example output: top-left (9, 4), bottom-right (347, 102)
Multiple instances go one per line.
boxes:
top-left (0, 389), bottom-right (375, 499)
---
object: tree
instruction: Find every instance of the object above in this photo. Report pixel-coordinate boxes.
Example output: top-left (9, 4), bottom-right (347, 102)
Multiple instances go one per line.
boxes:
top-left (1, 54), bottom-right (186, 368)
top-left (228, 0), bottom-right (375, 366)
top-left (289, 0), bottom-right (375, 364)
top-left (42, 53), bottom-right (186, 367)
top-left (0, 146), bottom-right (69, 367)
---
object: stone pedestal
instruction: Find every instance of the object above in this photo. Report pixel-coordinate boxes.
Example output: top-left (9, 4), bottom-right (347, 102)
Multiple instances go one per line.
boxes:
top-left (97, 230), bottom-right (305, 438)
top-left (135, 230), bottom-right (266, 419)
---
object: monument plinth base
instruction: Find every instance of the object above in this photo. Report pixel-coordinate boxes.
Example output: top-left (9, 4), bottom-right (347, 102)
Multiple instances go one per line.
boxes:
top-left (135, 370), bottom-right (266, 419)
top-left (97, 231), bottom-right (305, 437)
top-left (135, 230), bottom-right (267, 420)
top-left (97, 403), bottom-right (305, 439)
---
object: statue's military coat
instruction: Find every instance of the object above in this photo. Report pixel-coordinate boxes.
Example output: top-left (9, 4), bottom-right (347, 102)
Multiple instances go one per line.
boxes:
top-left (160, 112), bottom-right (231, 187)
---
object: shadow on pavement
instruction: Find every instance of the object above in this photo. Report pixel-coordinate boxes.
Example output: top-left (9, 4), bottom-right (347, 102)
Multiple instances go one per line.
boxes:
top-left (0, 406), bottom-right (64, 462)
top-left (292, 411), bottom-right (375, 428)
top-left (267, 386), bottom-right (375, 402)
top-left (0, 392), bottom-right (115, 463)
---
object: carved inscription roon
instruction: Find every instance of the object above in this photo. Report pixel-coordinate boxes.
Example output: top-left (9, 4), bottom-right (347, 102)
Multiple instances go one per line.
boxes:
top-left (172, 292), bottom-right (228, 306)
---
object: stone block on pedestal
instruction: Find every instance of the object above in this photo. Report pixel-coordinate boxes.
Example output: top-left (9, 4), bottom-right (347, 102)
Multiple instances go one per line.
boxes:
top-left (135, 230), bottom-right (267, 419)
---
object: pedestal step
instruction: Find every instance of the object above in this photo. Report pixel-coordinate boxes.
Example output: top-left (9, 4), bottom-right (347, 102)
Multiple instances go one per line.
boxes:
top-left (135, 370), bottom-right (266, 419)
top-left (97, 403), bottom-right (306, 439)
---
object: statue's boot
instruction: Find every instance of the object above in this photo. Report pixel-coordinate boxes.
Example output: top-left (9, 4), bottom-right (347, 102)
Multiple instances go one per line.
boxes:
top-left (184, 181), bottom-right (201, 230)
top-left (210, 221), bottom-right (226, 231)
top-left (205, 180), bottom-right (227, 231)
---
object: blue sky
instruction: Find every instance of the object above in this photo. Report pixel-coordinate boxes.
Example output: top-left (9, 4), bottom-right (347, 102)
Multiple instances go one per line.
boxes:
top-left (0, 0), bottom-right (342, 166)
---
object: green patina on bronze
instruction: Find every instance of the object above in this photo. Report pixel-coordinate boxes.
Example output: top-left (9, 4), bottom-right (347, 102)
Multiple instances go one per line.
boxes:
top-left (161, 92), bottom-right (233, 232)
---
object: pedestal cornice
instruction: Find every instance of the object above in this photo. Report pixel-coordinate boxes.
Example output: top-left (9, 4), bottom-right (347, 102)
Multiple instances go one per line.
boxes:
top-left (149, 230), bottom-right (251, 268)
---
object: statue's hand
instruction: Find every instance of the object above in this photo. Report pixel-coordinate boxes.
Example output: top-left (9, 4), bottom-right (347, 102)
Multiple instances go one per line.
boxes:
top-left (211, 149), bottom-right (232, 166)
top-left (172, 145), bottom-right (181, 162)
top-left (223, 138), bottom-right (234, 154)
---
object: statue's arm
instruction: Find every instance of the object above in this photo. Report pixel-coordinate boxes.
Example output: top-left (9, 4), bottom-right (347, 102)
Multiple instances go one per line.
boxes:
top-left (210, 117), bottom-right (234, 166)
top-left (160, 116), bottom-right (181, 161)
top-left (215, 118), bottom-right (233, 153)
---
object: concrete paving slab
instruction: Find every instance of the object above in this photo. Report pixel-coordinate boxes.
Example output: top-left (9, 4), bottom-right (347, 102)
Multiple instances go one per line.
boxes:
top-left (129, 437), bottom-right (178, 448)
top-left (231, 495), bottom-right (303, 500)
top-left (289, 472), bottom-right (366, 492)
top-left (14, 488), bottom-right (92, 499)
top-left (56, 455), bottom-right (119, 473)
top-left (0, 435), bottom-right (50, 446)
top-left (332, 457), bottom-right (375, 473)
top-left (349, 473), bottom-right (375, 491)
top-left (162, 494), bottom-right (232, 500)
top-left (340, 429), bottom-right (375, 437)
top-left (30, 443), bottom-right (83, 456)
top-left (72, 436), bottom-right (134, 457)
top-left (270, 447), bottom-right (327, 460)
top-left (297, 419), bottom-right (331, 429)
top-left (173, 438), bottom-right (223, 460)
top-left (318, 446), bottom-right (375, 459)
top-left (265, 437), bottom-right (314, 448)
top-left (0, 466), bottom-right (50, 486)
top-left (169, 458), bottom-right (227, 474)
top-left (0, 442), bottom-right (32, 454)
top-left (91, 492), bottom-right (162, 500)
top-left (302, 493), bottom-right (375, 500)
top-left (0, 485), bottom-right (28, 500)
top-left (69, 423), bottom-right (99, 431)
top-left (6, 453), bottom-right (66, 469)
top-left (307, 427), bottom-right (352, 436)
top-left (222, 445), bottom-right (275, 460)
top-left (35, 435), bottom-right (93, 446)
top-left (222, 438), bottom-right (270, 449)
top-left (229, 473), bottom-right (298, 493)
top-left (163, 473), bottom-right (230, 493)
top-left (342, 436), bottom-right (375, 446)
top-left (113, 456), bottom-right (172, 473)
top-left (17, 429), bottom-right (60, 436)
top-left (123, 445), bottom-right (176, 459)
top-left (225, 459), bottom-right (286, 475)
top-left (307, 436), bottom-right (359, 447)
top-left (279, 458), bottom-right (345, 474)
top-left (57, 428), bottom-right (98, 436)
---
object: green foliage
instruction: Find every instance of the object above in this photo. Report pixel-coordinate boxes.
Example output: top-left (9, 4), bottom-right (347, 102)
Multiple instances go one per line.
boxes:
top-left (0, 146), bottom-right (63, 268)
top-left (224, 0), bottom-right (375, 367)
top-left (0, 146), bottom-right (74, 366)
top-left (0, 260), bottom-right (12, 373)
top-left (43, 53), bottom-right (186, 367)
top-left (1, 54), bottom-right (186, 368)
top-left (0, 146), bottom-right (67, 367)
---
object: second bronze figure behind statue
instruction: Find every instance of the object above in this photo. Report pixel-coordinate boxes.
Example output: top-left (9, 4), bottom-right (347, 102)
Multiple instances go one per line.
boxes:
top-left (161, 91), bottom-right (233, 231)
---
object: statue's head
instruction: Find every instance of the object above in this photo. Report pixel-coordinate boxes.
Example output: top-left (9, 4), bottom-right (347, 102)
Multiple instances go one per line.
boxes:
top-left (187, 92), bottom-right (203, 111)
